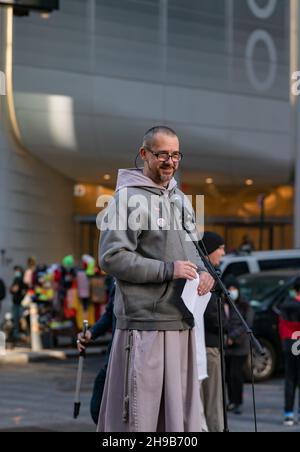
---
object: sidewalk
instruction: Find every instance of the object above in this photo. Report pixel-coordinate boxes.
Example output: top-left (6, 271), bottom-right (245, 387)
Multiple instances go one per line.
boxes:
top-left (0, 345), bottom-right (108, 365)
top-left (0, 332), bottom-right (111, 364)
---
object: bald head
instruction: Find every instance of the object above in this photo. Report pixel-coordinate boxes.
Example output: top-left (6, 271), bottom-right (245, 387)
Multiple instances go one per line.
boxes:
top-left (142, 126), bottom-right (178, 149)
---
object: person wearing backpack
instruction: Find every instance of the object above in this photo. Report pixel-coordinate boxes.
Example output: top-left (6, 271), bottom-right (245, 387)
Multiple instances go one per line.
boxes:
top-left (279, 277), bottom-right (300, 426)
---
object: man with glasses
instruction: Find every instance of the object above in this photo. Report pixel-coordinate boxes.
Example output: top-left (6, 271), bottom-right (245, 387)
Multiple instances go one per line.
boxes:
top-left (98, 126), bottom-right (214, 432)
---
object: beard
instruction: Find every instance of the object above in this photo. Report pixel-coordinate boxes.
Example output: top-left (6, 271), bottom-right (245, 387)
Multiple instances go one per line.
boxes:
top-left (157, 164), bottom-right (176, 183)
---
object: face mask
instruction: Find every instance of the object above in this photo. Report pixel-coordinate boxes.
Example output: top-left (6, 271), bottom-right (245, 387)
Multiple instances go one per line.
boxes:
top-left (14, 272), bottom-right (22, 279)
top-left (229, 289), bottom-right (239, 302)
top-left (289, 290), bottom-right (297, 298)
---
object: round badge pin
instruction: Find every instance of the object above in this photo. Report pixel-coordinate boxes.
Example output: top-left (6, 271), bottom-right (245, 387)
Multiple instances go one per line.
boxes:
top-left (157, 218), bottom-right (167, 228)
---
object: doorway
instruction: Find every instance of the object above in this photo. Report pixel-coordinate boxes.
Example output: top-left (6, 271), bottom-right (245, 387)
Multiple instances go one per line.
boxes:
top-left (75, 216), bottom-right (99, 262)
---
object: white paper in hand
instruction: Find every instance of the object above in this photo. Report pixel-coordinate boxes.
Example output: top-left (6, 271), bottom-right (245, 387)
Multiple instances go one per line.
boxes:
top-left (182, 275), bottom-right (212, 380)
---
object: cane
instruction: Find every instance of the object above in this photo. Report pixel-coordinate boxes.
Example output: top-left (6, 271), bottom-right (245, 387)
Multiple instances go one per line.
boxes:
top-left (74, 320), bottom-right (89, 419)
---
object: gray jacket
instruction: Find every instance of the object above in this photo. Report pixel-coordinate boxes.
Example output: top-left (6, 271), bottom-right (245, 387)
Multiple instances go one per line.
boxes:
top-left (99, 168), bottom-right (206, 331)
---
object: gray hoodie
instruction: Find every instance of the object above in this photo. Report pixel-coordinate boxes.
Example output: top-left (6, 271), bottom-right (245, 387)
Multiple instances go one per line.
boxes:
top-left (99, 168), bottom-right (206, 331)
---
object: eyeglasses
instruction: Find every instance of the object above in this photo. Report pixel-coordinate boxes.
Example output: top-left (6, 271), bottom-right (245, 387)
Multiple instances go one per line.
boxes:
top-left (144, 147), bottom-right (183, 162)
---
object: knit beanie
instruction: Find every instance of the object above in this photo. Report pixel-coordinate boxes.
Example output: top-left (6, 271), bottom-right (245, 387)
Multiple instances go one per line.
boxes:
top-left (199, 231), bottom-right (225, 255)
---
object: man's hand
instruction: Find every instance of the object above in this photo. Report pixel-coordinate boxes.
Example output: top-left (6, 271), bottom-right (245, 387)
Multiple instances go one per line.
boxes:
top-left (76, 330), bottom-right (92, 353)
top-left (173, 261), bottom-right (198, 281)
top-left (197, 272), bottom-right (215, 296)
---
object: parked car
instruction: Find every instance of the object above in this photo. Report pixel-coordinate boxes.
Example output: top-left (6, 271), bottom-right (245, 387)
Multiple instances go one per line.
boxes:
top-left (237, 269), bottom-right (300, 381)
top-left (220, 250), bottom-right (300, 280)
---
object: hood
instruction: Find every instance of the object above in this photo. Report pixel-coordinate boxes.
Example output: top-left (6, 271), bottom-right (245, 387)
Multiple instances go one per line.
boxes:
top-left (116, 168), bottom-right (177, 193)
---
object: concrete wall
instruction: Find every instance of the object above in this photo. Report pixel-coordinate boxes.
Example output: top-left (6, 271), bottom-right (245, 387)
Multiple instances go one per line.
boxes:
top-left (0, 116), bottom-right (75, 315)
top-left (10, 0), bottom-right (291, 187)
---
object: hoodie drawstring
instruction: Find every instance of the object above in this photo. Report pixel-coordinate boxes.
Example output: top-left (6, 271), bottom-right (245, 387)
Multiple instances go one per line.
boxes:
top-left (122, 330), bottom-right (133, 423)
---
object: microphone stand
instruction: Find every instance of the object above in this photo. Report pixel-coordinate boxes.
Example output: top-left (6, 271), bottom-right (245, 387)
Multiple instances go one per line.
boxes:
top-left (182, 223), bottom-right (264, 433)
top-left (215, 283), bottom-right (229, 433)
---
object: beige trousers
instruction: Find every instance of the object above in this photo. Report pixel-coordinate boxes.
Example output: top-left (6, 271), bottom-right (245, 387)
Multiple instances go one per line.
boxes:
top-left (201, 347), bottom-right (224, 432)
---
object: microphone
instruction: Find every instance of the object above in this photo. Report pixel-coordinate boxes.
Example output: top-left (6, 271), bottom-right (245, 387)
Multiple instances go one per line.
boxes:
top-left (134, 152), bottom-right (140, 170)
top-left (170, 195), bottom-right (197, 235)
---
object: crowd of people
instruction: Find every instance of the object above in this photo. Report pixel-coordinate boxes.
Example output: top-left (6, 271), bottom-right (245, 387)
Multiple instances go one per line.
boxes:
top-left (1, 255), bottom-right (111, 345)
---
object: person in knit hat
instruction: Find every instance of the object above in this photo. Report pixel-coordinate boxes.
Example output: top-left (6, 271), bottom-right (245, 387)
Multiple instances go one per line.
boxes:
top-left (199, 231), bottom-right (225, 256)
top-left (199, 231), bottom-right (226, 432)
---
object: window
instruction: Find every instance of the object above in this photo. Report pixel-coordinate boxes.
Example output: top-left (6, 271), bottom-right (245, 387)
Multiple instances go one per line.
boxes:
top-left (239, 274), bottom-right (289, 308)
top-left (259, 259), bottom-right (300, 271)
top-left (222, 262), bottom-right (250, 279)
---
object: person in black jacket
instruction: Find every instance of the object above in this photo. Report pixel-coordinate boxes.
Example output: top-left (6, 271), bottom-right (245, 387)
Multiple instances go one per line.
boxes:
top-left (200, 231), bottom-right (227, 432)
top-left (10, 266), bottom-right (27, 341)
top-left (77, 276), bottom-right (116, 425)
top-left (224, 276), bottom-right (254, 415)
top-left (0, 277), bottom-right (6, 314)
top-left (278, 278), bottom-right (300, 426)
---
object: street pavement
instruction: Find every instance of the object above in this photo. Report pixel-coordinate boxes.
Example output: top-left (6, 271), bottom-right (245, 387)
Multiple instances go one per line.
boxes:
top-left (0, 356), bottom-right (299, 433)
top-left (0, 355), bottom-right (100, 432)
